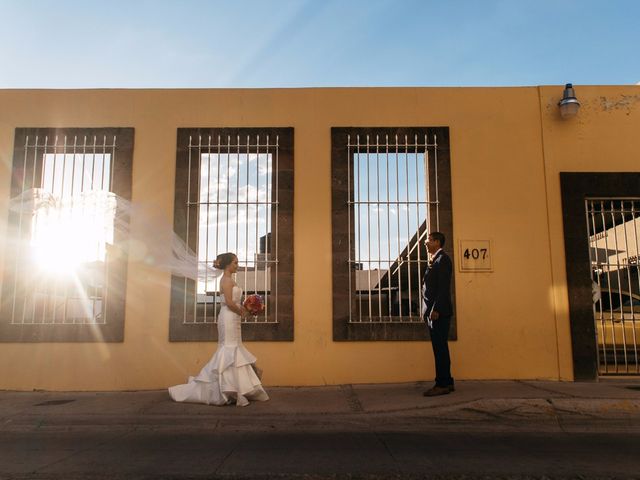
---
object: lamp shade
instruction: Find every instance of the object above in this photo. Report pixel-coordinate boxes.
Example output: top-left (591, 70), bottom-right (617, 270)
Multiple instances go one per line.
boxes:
top-left (558, 83), bottom-right (580, 118)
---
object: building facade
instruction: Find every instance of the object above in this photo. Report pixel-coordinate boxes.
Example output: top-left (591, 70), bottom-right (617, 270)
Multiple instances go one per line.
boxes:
top-left (0, 86), bottom-right (639, 390)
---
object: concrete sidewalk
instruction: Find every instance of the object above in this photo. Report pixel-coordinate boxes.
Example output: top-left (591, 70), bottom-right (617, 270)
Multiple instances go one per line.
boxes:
top-left (2, 380), bottom-right (640, 479)
top-left (2, 379), bottom-right (640, 431)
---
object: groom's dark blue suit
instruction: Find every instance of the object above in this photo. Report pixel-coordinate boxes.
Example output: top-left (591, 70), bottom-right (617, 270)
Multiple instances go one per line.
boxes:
top-left (423, 250), bottom-right (454, 388)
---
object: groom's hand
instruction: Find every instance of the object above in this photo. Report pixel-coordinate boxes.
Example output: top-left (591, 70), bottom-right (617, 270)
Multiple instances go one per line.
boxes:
top-left (430, 310), bottom-right (440, 321)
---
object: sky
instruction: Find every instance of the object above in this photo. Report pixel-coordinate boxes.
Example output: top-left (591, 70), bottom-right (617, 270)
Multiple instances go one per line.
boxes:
top-left (198, 153), bottom-right (272, 267)
top-left (354, 152), bottom-right (427, 269)
top-left (0, 0), bottom-right (638, 88)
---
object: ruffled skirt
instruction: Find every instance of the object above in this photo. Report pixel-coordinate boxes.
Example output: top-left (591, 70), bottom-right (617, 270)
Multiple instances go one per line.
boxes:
top-left (168, 344), bottom-right (269, 407)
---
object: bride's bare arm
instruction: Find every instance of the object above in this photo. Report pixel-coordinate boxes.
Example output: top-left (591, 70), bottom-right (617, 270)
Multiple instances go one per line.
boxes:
top-left (221, 277), bottom-right (248, 317)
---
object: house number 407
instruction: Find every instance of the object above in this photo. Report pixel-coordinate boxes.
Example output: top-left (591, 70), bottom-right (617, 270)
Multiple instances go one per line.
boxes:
top-left (463, 248), bottom-right (487, 260)
top-left (459, 240), bottom-right (492, 272)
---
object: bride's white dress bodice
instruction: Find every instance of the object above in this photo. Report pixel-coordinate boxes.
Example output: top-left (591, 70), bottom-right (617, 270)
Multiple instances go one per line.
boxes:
top-left (219, 285), bottom-right (243, 346)
top-left (220, 285), bottom-right (243, 307)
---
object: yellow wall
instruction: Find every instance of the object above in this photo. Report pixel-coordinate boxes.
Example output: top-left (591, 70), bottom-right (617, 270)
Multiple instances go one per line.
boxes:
top-left (538, 85), bottom-right (640, 381)
top-left (0, 86), bottom-right (639, 390)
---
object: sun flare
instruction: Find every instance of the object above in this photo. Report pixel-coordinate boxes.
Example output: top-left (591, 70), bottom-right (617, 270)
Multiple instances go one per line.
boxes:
top-left (29, 190), bottom-right (116, 275)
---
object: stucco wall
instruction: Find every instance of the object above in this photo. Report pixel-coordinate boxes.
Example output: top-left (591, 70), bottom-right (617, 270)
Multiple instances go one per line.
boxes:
top-left (538, 85), bottom-right (640, 381)
top-left (0, 85), bottom-right (638, 390)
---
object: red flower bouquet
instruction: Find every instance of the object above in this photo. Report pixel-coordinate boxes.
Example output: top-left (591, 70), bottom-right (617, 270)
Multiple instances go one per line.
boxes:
top-left (243, 294), bottom-right (265, 316)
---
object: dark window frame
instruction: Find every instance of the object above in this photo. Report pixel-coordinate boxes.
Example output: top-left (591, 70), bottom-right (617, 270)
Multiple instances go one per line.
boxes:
top-left (169, 127), bottom-right (294, 342)
top-left (0, 127), bottom-right (134, 342)
top-left (331, 127), bottom-right (455, 341)
top-left (560, 172), bottom-right (640, 380)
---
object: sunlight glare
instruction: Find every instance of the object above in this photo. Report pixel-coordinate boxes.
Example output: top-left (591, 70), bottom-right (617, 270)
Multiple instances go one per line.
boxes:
top-left (30, 191), bottom-right (116, 275)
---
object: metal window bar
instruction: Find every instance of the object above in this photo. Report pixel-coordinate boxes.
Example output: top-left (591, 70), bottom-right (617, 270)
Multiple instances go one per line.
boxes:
top-left (184, 134), bottom-right (278, 325)
top-left (348, 134), bottom-right (438, 323)
top-left (394, 136), bottom-right (402, 318)
top-left (11, 135), bottom-right (115, 326)
top-left (586, 198), bottom-right (640, 375)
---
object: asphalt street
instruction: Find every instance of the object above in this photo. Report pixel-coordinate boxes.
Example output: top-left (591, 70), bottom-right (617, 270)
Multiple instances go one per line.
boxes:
top-left (1, 380), bottom-right (639, 479)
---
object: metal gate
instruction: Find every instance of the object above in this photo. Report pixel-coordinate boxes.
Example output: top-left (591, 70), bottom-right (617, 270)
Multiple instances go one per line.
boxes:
top-left (586, 198), bottom-right (640, 375)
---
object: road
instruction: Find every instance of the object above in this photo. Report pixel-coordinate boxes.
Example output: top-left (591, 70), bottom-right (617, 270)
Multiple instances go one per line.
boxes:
top-left (1, 381), bottom-right (639, 479)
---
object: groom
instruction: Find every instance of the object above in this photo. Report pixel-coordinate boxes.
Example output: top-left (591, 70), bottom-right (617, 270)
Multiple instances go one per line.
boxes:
top-left (422, 232), bottom-right (455, 396)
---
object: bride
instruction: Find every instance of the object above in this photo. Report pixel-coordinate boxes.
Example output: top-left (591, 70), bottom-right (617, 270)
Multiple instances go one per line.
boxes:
top-left (169, 252), bottom-right (269, 407)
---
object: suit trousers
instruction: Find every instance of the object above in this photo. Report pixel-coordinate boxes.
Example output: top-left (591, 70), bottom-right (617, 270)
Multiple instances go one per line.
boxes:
top-left (429, 315), bottom-right (454, 387)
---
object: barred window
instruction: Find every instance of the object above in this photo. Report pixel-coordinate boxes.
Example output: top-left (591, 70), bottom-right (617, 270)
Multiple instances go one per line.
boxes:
top-left (170, 128), bottom-right (293, 342)
top-left (0, 128), bottom-right (134, 342)
top-left (331, 127), bottom-right (455, 341)
top-left (586, 198), bottom-right (640, 375)
top-left (560, 173), bottom-right (640, 379)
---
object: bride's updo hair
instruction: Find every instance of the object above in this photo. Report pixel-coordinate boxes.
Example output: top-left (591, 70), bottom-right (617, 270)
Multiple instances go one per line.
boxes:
top-left (214, 252), bottom-right (236, 270)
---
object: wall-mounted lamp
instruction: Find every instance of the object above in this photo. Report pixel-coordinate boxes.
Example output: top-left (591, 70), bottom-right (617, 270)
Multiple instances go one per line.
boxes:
top-left (558, 83), bottom-right (580, 119)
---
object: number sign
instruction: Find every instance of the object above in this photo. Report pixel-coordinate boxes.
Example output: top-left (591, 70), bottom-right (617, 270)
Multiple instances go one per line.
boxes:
top-left (459, 240), bottom-right (492, 272)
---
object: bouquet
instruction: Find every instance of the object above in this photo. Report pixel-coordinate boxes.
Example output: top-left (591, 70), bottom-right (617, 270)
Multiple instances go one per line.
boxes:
top-left (243, 294), bottom-right (265, 316)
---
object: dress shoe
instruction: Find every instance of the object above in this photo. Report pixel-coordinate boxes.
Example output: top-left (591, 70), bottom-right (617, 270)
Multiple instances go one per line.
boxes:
top-left (423, 385), bottom-right (451, 397)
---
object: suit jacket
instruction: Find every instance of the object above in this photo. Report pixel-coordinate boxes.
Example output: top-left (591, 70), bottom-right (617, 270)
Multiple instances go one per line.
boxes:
top-left (422, 250), bottom-right (453, 318)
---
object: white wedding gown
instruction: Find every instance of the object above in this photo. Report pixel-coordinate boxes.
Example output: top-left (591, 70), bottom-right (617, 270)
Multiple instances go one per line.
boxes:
top-left (168, 286), bottom-right (269, 406)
